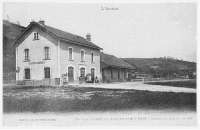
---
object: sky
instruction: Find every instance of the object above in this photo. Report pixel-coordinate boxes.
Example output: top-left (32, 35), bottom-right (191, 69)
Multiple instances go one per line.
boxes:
top-left (3, 2), bottom-right (197, 62)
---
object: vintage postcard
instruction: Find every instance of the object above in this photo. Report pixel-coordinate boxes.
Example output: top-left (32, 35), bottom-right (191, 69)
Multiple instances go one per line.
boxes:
top-left (2, 1), bottom-right (197, 127)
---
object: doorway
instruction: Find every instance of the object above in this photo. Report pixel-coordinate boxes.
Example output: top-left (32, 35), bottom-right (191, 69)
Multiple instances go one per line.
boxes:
top-left (91, 68), bottom-right (95, 82)
top-left (68, 66), bottom-right (74, 82)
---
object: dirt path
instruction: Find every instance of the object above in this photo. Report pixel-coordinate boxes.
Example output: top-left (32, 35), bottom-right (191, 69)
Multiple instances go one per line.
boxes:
top-left (78, 82), bottom-right (196, 93)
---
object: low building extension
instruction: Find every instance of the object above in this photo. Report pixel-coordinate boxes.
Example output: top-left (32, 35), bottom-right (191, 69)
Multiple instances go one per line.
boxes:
top-left (101, 53), bottom-right (135, 82)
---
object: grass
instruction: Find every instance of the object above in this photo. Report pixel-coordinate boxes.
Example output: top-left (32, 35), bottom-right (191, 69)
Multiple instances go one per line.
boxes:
top-left (3, 86), bottom-right (196, 113)
top-left (145, 79), bottom-right (196, 88)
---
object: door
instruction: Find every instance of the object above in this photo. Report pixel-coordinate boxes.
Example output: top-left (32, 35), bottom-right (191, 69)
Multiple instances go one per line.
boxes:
top-left (79, 67), bottom-right (86, 82)
top-left (91, 68), bottom-right (95, 82)
top-left (80, 67), bottom-right (85, 78)
top-left (118, 70), bottom-right (120, 80)
top-left (68, 67), bottom-right (74, 82)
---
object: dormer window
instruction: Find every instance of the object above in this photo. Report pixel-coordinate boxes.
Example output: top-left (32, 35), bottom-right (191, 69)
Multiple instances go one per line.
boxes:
top-left (34, 32), bottom-right (39, 40)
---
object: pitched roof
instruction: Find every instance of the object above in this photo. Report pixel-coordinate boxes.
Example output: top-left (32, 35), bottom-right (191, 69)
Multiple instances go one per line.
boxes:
top-left (15, 21), bottom-right (102, 50)
top-left (101, 53), bottom-right (135, 69)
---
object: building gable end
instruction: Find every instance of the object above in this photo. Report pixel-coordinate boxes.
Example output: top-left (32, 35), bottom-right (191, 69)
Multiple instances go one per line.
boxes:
top-left (15, 23), bottom-right (59, 48)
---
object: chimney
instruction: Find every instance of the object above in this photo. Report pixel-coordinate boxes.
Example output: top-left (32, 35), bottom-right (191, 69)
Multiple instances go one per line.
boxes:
top-left (39, 20), bottom-right (45, 25)
top-left (86, 33), bottom-right (91, 41)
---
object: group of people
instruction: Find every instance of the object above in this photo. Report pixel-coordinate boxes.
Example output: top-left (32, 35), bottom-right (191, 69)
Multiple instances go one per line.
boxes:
top-left (80, 74), bottom-right (99, 83)
top-left (62, 73), bottom-right (99, 84)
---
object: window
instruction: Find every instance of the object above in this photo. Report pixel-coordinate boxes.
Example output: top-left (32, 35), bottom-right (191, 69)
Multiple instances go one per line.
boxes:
top-left (44, 67), bottom-right (50, 78)
top-left (69, 48), bottom-right (73, 60)
top-left (81, 50), bottom-right (85, 62)
top-left (24, 68), bottom-right (30, 79)
top-left (80, 67), bottom-right (85, 77)
top-left (24, 49), bottom-right (29, 61)
top-left (91, 52), bottom-right (94, 63)
top-left (34, 32), bottom-right (39, 40)
top-left (44, 47), bottom-right (50, 60)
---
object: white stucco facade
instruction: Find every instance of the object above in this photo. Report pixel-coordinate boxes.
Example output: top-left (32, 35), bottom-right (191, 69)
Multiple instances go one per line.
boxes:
top-left (59, 40), bottom-right (101, 82)
top-left (16, 26), bottom-right (101, 85)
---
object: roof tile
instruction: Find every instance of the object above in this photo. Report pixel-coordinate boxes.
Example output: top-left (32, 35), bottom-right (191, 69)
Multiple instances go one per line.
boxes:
top-left (43, 23), bottom-right (102, 50)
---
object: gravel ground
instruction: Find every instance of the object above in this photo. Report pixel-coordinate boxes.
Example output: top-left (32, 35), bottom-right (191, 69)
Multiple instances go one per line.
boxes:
top-left (78, 82), bottom-right (196, 93)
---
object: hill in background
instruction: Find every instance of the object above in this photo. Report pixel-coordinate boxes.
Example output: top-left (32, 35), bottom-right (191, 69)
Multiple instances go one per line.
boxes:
top-left (3, 20), bottom-right (26, 82)
top-left (122, 57), bottom-right (196, 78)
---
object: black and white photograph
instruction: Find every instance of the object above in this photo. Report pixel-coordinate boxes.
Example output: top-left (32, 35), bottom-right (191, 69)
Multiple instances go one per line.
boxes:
top-left (2, 0), bottom-right (198, 127)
